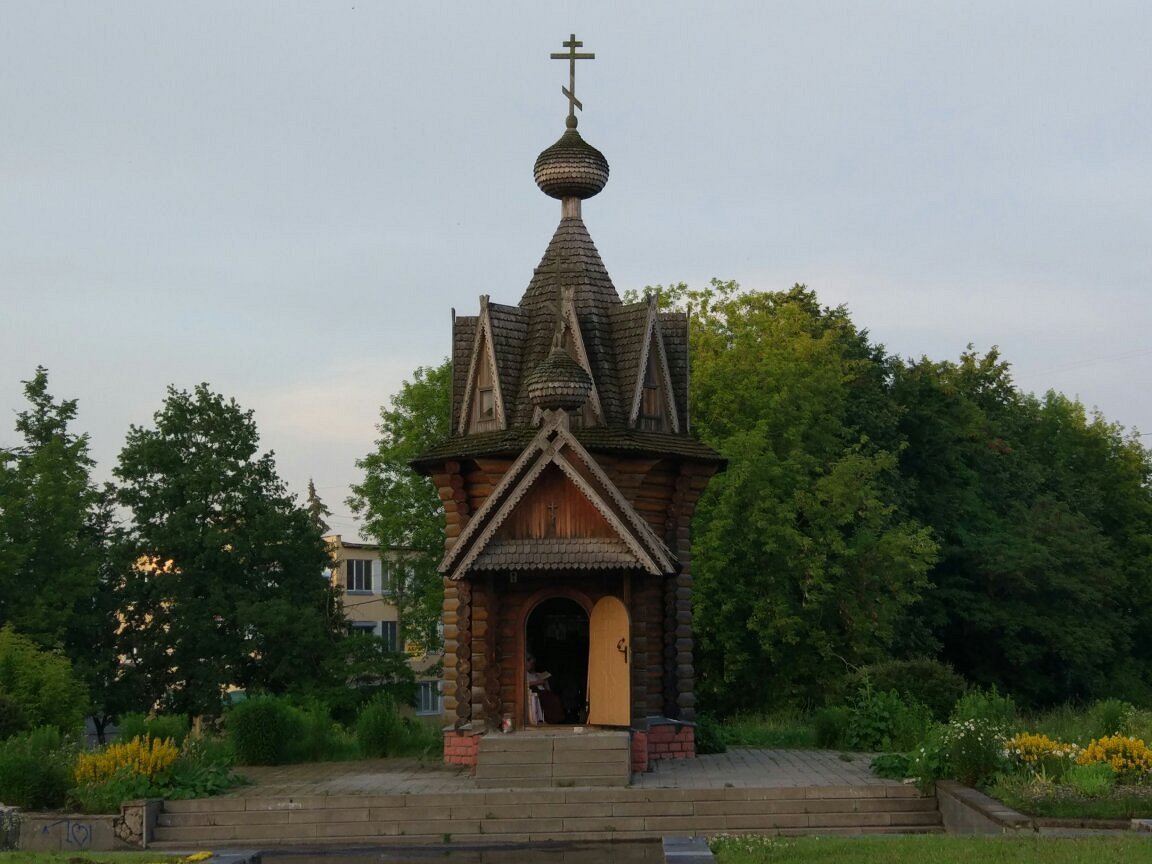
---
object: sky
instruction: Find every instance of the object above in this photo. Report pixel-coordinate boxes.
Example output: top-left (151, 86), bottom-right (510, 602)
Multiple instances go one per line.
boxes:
top-left (2, 2), bottom-right (1150, 541)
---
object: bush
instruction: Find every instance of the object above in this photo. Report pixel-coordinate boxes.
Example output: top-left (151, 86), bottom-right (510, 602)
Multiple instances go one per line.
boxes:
top-left (813, 705), bottom-right (851, 749)
top-left (0, 726), bottom-right (74, 809)
top-left (1089, 699), bottom-right (1135, 740)
top-left (844, 687), bottom-right (931, 752)
top-left (951, 687), bottom-right (1016, 730)
top-left (71, 733), bottom-right (244, 813)
top-left (845, 659), bottom-right (968, 721)
top-left (1004, 732), bottom-right (1080, 781)
top-left (0, 626), bottom-right (88, 733)
top-left (74, 735), bottom-right (179, 787)
top-left (943, 717), bottom-right (1010, 788)
top-left (117, 712), bottom-right (191, 748)
top-left (288, 699), bottom-right (356, 762)
top-left (0, 695), bottom-right (27, 741)
top-left (226, 696), bottom-right (306, 765)
top-left (870, 752), bottom-right (911, 780)
top-left (693, 714), bottom-right (727, 755)
top-left (1076, 734), bottom-right (1152, 782)
top-left (355, 694), bottom-right (404, 758)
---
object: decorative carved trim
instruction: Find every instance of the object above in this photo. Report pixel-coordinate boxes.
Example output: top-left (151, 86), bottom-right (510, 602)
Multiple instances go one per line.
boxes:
top-left (628, 295), bottom-right (681, 433)
top-left (459, 296), bottom-right (508, 435)
top-left (440, 411), bottom-right (675, 580)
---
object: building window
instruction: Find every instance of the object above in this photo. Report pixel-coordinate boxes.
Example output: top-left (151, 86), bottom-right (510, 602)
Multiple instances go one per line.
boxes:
top-left (350, 622), bottom-right (377, 637)
top-left (415, 680), bottom-right (442, 715)
top-left (346, 559), bottom-right (373, 593)
top-left (470, 345), bottom-right (499, 433)
top-left (380, 620), bottom-right (399, 653)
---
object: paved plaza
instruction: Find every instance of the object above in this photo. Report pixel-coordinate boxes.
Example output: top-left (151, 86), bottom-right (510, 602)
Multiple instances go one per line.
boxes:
top-left (223, 748), bottom-right (897, 798)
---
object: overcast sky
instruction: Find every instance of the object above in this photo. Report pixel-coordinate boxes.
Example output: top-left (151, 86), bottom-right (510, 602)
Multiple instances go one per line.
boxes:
top-left (3, 2), bottom-right (1150, 540)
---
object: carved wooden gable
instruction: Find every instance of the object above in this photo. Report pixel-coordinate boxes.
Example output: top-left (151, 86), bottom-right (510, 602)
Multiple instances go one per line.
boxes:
top-left (440, 411), bottom-right (675, 581)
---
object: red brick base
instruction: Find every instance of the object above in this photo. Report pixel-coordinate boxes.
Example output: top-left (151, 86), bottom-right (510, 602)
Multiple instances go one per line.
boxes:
top-left (632, 720), bottom-right (695, 772)
top-left (648, 721), bottom-right (695, 761)
top-left (443, 729), bottom-right (480, 767)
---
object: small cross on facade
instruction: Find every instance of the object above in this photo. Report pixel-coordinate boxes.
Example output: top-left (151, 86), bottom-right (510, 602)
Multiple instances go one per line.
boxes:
top-left (550, 33), bottom-right (595, 119)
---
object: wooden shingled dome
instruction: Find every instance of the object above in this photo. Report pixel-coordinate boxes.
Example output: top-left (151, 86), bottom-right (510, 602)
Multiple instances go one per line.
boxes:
top-left (533, 121), bottom-right (610, 200)
top-left (525, 344), bottom-right (593, 411)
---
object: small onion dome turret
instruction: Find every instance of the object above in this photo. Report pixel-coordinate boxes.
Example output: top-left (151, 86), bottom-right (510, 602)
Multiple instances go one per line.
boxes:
top-left (533, 116), bottom-right (609, 200)
top-left (525, 346), bottom-right (593, 412)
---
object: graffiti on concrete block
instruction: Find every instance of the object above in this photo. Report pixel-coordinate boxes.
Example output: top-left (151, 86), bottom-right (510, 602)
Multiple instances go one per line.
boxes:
top-left (41, 818), bottom-right (94, 850)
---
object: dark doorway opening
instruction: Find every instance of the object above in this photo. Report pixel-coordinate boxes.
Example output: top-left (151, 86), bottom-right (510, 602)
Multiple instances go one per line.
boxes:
top-left (525, 596), bottom-right (589, 723)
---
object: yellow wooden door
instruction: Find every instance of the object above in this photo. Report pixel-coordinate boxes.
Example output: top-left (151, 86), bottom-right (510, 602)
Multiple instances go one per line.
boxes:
top-left (586, 596), bottom-right (631, 726)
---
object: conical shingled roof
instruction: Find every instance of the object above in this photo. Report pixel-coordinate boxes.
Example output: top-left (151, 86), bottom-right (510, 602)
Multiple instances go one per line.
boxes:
top-left (421, 111), bottom-right (722, 471)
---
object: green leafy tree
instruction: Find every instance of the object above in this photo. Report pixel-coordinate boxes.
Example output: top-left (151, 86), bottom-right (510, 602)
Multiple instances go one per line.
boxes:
top-left (0, 625), bottom-right (88, 734)
top-left (348, 361), bottom-right (451, 655)
top-left (637, 281), bottom-right (937, 712)
top-left (0, 367), bottom-right (98, 650)
top-left (114, 384), bottom-right (344, 717)
top-left (305, 478), bottom-right (333, 535)
top-left (894, 352), bottom-right (1152, 705)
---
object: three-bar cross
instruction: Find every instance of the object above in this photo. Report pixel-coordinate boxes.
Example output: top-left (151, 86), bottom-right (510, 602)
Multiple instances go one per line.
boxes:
top-left (550, 33), bottom-right (595, 119)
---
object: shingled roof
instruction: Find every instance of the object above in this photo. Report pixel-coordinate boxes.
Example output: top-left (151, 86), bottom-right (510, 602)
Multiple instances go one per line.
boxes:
top-left (420, 117), bottom-right (721, 471)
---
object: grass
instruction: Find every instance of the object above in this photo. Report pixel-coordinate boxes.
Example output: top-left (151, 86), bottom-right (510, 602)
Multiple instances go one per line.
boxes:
top-left (709, 834), bottom-right (1152, 863)
top-left (719, 712), bottom-right (818, 749)
top-left (990, 777), bottom-right (1152, 820)
top-left (1, 855), bottom-right (184, 864)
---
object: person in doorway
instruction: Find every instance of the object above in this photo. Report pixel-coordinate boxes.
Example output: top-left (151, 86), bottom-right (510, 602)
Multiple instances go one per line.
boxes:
top-left (526, 653), bottom-right (564, 724)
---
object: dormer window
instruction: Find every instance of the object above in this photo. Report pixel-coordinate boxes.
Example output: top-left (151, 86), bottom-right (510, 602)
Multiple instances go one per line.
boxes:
top-left (638, 349), bottom-right (665, 432)
top-left (471, 349), bottom-right (499, 433)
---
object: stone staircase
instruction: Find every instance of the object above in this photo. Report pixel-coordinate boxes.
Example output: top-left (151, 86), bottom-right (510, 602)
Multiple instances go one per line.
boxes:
top-left (475, 730), bottom-right (631, 788)
top-left (149, 784), bottom-right (941, 848)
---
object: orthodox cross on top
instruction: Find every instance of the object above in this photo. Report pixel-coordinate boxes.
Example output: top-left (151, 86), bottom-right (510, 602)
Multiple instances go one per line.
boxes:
top-left (550, 33), bottom-right (595, 120)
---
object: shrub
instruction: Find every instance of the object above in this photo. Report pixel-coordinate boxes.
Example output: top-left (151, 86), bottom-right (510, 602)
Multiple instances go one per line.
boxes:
top-left (1064, 761), bottom-right (1117, 797)
top-left (1004, 732), bottom-right (1080, 780)
top-left (117, 712), bottom-right (191, 748)
top-left (813, 705), bottom-right (851, 749)
top-left (0, 695), bottom-right (27, 741)
top-left (74, 735), bottom-right (180, 787)
top-left (1076, 735), bottom-right (1152, 782)
top-left (693, 714), bottom-right (727, 755)
top-left (0, 626), bottom-right (88, 733)
top-left (287, 699), bottom-right (356, 762)
top-left (226, 696), bottom-right (306, 765)
top-left (71, 734), bottom-right (244, 813)
top-left (844, 687), bottom-right (931, 752)
top-left (870, 752), bottom-right (911, 780)
top-left (845, 659), bottom-right (968, 720)
top-left (355, 694), bottom-right (403, 757)
top-left (1089, 699), bottom-right (1135, 740)
top-left (0, 726), bottom-right (74, 809)
top-left (943, 717), bottom-right (1010, 788)
top-left (950, 687), bottom-right (1016, 730)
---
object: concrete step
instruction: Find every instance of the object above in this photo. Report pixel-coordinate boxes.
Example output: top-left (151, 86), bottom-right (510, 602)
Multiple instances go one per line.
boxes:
top-left (151, 784), bottom-right (941, 847)
top-left (475, 731), bottom-right (631, 788)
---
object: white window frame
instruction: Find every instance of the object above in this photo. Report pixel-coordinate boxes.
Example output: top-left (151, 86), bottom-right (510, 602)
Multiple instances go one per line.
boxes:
top-left (415, 680), bottom-right (442, 716)
top-left (346, 559), bottom-right (373, 593)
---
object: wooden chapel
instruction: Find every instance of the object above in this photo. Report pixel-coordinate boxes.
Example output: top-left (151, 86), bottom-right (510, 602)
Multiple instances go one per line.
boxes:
top-left (413, 36), bottom-right (722, 768)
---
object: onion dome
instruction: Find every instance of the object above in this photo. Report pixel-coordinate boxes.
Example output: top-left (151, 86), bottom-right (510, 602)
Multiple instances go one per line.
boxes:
top-left (525, 345), bottom-right (593, 411)
top-left (533, 117), bottom-right (610, 200)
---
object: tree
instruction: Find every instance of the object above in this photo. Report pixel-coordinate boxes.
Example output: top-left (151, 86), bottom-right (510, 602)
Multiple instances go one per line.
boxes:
top-left (348, 361), bottom-right (451, 655)
top-left (893, 352), bottom-right (1152, 705)
top-left (636, 282), bottom-right (937, 712)
top-left (305, 478), bottom-right (333, 535)
top-left (114, 384), bottom-right (343, 717)
top-left (0, 367), bottom-right (98, 650)
top-left (0, 625), bottom-right (89, 734)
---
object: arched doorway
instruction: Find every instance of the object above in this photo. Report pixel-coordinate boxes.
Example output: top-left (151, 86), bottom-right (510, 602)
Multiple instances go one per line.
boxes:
top-left (524, 596), bottom-right (589, 724)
